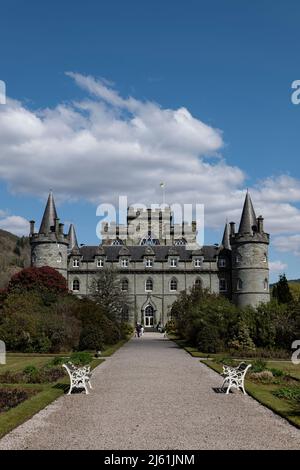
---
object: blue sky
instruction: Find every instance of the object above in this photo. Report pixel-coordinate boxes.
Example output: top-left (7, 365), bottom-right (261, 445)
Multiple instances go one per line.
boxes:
top-left (0, 0), bottom-right (300, 281)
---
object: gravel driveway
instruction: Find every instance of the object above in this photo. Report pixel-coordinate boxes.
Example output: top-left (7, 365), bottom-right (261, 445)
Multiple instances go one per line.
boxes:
top-left (1, 333), bottom-right (300, 450)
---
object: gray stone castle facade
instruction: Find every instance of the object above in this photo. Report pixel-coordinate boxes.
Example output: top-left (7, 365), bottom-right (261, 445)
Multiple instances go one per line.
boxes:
top-left (29, 192), bottom-right (270, 327)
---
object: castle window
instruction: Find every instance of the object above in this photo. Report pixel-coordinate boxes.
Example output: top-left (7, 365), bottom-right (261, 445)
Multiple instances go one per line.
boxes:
top-left (236, 254), bottom-right (242, 264)
top-left (97, 259), bottom-right (104, 268)
top-left (219, 278), bottom-right (227, 292)
top-left (237, 278), bottom-right (243, 290)
top-left (174, 238), bottom-right (187, 246)
top-left (194, 259), bottom-right (202, 268)
top-left (170, 278), bottom-right (178, 292)
top-left (120, 259), bottom-right (129, 268)
top-left (31, 253), bottom-right (37, 265)
top-left (218, 259), bottom-right (226, 268)
top-left (121, 279), bottom-right (129, 291)
top-left (112, 238), bottom-right (124, 246)
top-left (145, 259), bottom-right (153, 268)
top-left (140, 234), bottom-right (160, 246)
top-left (72, 279), bottom-right (80, 292)
top-left (263, 253), bottom-right (267, 263)
top-left (195, 278), bottom-right (202, 288)
top-left (170, 258), bottom-right (178, 267)
top-left (73, 259), bottom-right (79, 268)
top-left (145, 278), bottom-right (153, 292)
top-left (264, 278), bottom-right (268, 291)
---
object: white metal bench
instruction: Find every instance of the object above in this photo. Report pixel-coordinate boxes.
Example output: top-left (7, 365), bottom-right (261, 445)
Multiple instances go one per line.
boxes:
top-left (221, 362), bottom-right (251, 395)
top-left (63, 362), bottom-right (93, 395)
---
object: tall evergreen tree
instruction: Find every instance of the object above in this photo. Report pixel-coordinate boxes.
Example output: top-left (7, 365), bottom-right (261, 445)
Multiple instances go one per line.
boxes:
top-left (272, 274), bottom-right (293, 304)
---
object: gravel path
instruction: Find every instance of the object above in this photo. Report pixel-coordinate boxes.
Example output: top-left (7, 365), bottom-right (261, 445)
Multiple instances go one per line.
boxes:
top-left (1, 333), bottom-right (300, 450)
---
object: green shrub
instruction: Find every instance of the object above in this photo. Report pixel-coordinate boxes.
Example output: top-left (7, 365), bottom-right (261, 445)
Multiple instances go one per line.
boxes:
top-left (268, 367), bottom-right (284, 377)
top-left (120, 322), bottom-right (134, 339)
top-left (79, 326), bottom-right (104, 351)
top-left (70, 351), bottom-right (92, 365)
top-left (274, 386), bottom-right (300, 402)
top-left (23, 365), bottom-right (38, 375)
top-left (251, 359), bottom-right (267, 373)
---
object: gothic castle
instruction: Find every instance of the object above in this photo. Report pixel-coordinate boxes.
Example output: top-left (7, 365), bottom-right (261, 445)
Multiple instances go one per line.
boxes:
top-left (29, 192), bottom-right (270, 327)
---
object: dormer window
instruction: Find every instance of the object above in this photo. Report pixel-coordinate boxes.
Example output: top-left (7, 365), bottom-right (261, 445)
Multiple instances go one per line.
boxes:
top-left (73, 259), bottom-right (79, 268)
top-left (145, 259), bottom-right (153, 268)
top-left (170, 258), bottom-right (178, 268)
top-left (218, 259), bottom-right (226, 268)
top-left (96, 259), bottom-right (104, 268)
top-left (121, 259), bottom-right (129, 268)
top-left (194, 259), bottom-right (202, 268)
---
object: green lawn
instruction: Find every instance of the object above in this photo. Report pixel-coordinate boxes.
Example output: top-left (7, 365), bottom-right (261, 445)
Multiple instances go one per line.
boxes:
top-left (1, 354), bottom-right (58, 373)
top-left (0, 341), bottom-right (129, 439)
top-left (201, 360), bottom-right (300, 429)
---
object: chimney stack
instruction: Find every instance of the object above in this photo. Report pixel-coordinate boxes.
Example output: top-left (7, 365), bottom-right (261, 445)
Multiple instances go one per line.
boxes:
top-left (229, 221), bottom-right (235, 236)
top-left (29, 220), bottom-right (35, 236)
top-left (257, 215), bottom-right (264, 233)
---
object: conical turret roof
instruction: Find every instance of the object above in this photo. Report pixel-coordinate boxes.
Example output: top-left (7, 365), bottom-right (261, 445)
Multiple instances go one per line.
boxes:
top-left (238, 191), bottom-right (257, 234)
top-left (39, 192), bottom-right (58, 234)
top-left (221, 222), bottom-right (231, 250)
top-left (68, 224), bottom-right (78, 250)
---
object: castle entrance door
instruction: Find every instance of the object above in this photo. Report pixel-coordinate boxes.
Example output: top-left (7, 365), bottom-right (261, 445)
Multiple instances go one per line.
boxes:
top-left (144, 305), bottom-right (154, 328)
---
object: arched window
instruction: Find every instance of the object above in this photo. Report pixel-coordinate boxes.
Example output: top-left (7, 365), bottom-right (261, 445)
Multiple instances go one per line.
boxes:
top-left (140, 233), bottom-right (160, 246)
top-left (112, 238), bottom-right (124, 246)
top-left (195, 278), bottom-right (202, 288)
top-left (57, 252), bottom-right (62, 263)
top-left (263, 252), bottom-right (267, 263)
top-left (170, 278), bottom-right (178, 292)
top-left (72, 279), bottom-right (80, 292)
top-left (121, 278), bottom-right (129, 291)
top-left (174, 238), bottom-right (187, 246)
top-left (236, 254), bottom-right (242, 264)
top-left (145, 278), bottom-right (153, 292)
top-left (237, 278), bottom-right (243, 290)
top-left (264, 278), bottom-right (268, 291)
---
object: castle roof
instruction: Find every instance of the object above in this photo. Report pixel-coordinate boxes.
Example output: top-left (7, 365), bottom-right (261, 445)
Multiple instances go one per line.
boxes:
top-left (68, 224), bottom-right (78, 250)
top-left (76, 245), bottom-right (218, 262)
top-left (39, 191), bottom-right (58, 234)
top-left (221, 222), bottom-right (231, 250)
top-left (238, 191), bottom-right (257, 234)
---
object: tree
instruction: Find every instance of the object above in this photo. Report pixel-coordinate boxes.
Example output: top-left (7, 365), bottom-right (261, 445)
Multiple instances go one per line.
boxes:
top-left (89, 266), bottom-right (131, 322)
top-left (272, 274), bottom-right (293, 304)
top-left (8, 267), bottom-right (68, 295)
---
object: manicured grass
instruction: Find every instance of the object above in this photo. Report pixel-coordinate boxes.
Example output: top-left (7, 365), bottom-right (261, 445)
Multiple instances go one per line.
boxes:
top-left (201, 360), bottom-right (300, 429)
top-left (1, 355), bottom-right (57, 373)
top-left (0, 338), bottom-right (128, 438)
top-left (0, 358), bottom-right (105, 439)
top-left (266, 361), bottom-right (300, 380)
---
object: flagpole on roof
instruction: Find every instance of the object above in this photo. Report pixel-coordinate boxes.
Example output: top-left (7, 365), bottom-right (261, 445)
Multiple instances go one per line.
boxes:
top-left (160, 182), bottom-right (165, 206)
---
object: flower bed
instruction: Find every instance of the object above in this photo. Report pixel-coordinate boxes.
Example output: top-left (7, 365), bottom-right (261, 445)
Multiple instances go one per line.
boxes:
top-left (0, 388), bottom-right (37, 413)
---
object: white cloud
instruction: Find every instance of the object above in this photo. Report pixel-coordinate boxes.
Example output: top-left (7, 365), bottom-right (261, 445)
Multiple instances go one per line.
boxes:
top-left (0, 73), bottom-right (299, 248)
top-left (269, 260), bottom-right (288, 272)
top-left (273, 235), bottom-right (300, 256)
top-left (0, 215), bottom-right (29, 236)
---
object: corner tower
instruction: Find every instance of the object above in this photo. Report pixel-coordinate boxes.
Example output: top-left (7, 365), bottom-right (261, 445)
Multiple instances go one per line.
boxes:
top-left (29, 192), bottom-right (69, 278)
top-left (230, 192), bottom-right (270, 308)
